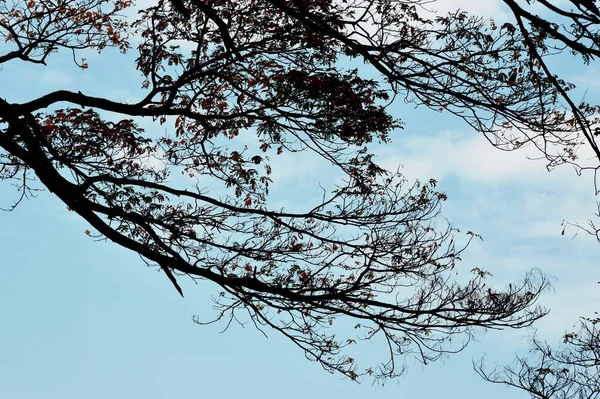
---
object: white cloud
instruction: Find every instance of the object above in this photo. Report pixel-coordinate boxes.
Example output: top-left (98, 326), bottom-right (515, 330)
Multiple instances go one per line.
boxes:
top-left (422, 0), bottom-right (509, 19)
top-left (380, 130), bottom-right (594, 190)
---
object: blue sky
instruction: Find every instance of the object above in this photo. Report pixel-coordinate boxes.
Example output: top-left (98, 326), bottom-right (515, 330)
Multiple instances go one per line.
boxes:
top-left (1, 0), bottom-right (600, 397)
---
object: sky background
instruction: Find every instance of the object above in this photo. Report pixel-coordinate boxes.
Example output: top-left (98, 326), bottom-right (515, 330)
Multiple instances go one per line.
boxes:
top-left (1, 0), bottom-right (599, 398)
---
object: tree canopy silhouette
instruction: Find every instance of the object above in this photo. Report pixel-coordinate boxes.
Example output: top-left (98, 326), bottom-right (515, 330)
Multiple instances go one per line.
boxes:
top-left (0, 0), bottom-right (562, 381)
top-left (476, 315), bottom-right (600, 399)
top-left (468, 2), bottom-right (600, 396)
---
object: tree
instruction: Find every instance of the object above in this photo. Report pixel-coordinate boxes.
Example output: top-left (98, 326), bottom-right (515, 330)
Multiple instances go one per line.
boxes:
top-left (494, 0), bottom-right (600, 225)
top-left (475, 315), bottom-right (600, 399)
top-left (0, 0), bottom-right (556, 381)
top-left (463, 2), bottom-right (600, 396)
